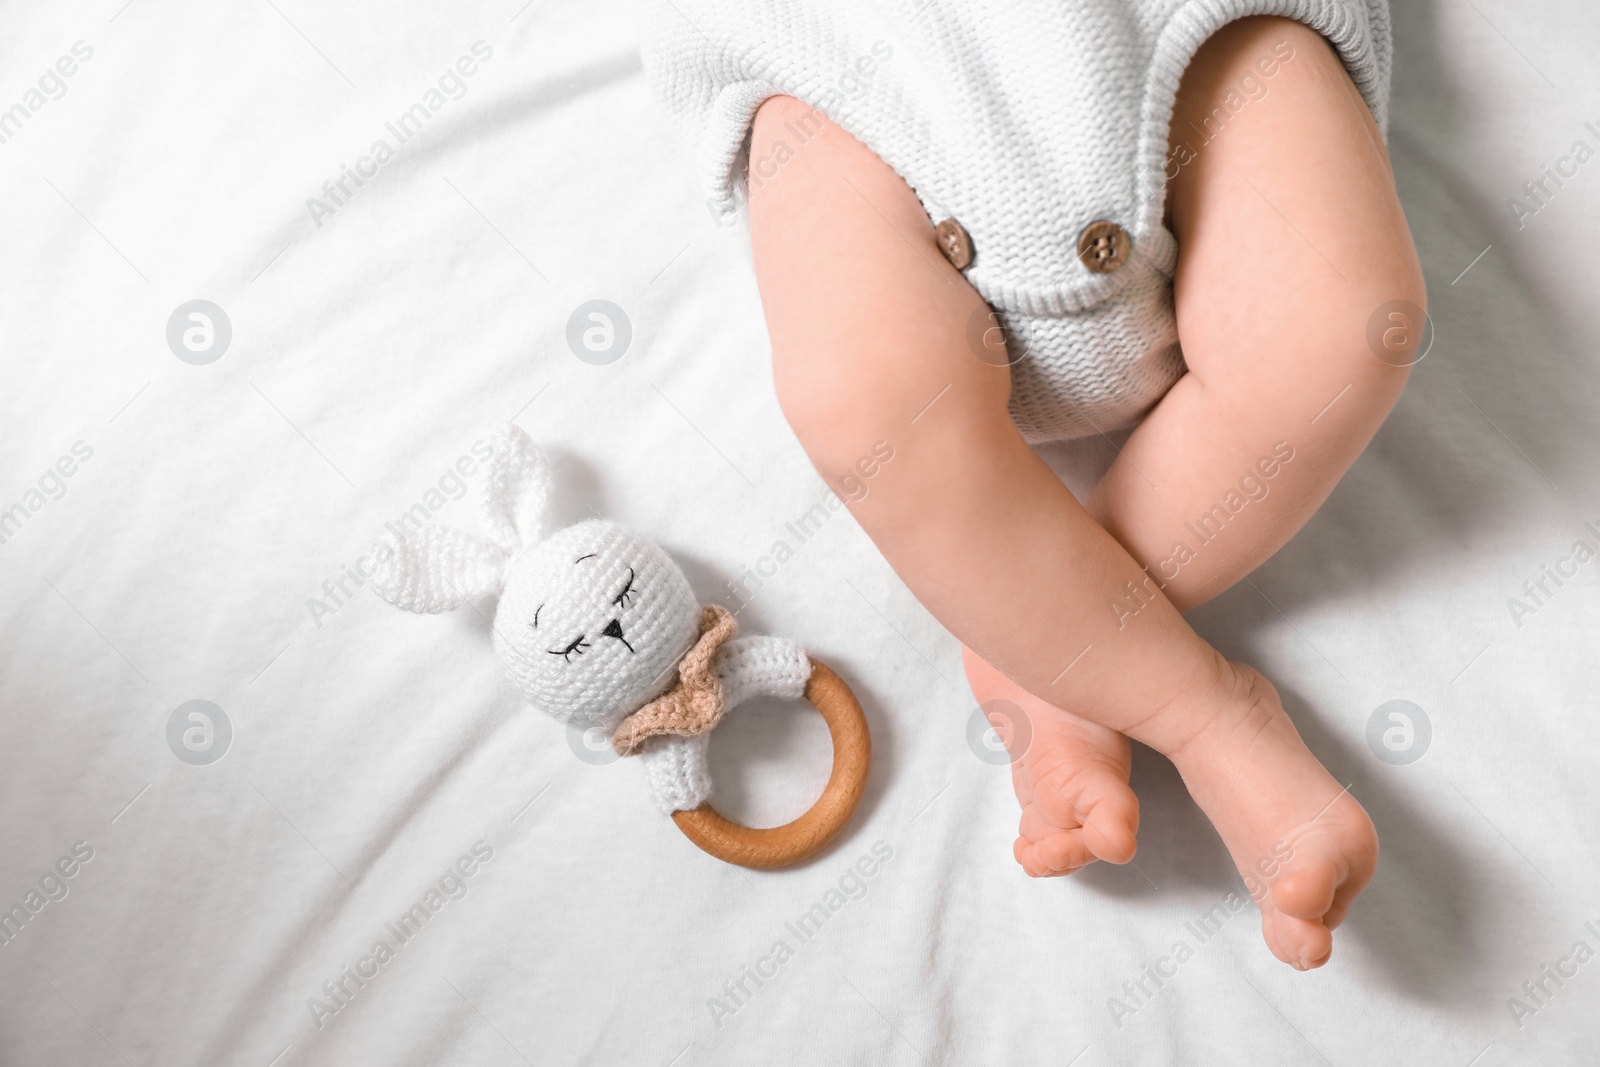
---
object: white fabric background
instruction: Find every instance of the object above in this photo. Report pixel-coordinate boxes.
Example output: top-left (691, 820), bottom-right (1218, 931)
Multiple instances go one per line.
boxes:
top-left (1, 1), bottom-right (1597, 1064)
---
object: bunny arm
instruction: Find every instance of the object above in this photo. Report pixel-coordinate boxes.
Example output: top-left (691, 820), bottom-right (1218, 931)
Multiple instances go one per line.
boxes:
top-left (711, 634), bottom-right (812, 709)
top-left (638, 635), bottom-right (813, 814)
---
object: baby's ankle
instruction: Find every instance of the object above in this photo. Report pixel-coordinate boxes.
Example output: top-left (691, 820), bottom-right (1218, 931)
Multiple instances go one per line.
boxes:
top-left (1133, 650), bottom-right (1275, 763)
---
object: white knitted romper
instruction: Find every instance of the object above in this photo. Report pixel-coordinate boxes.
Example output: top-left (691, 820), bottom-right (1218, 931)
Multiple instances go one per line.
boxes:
top-left (642, 0), bottom-right (1391, 442)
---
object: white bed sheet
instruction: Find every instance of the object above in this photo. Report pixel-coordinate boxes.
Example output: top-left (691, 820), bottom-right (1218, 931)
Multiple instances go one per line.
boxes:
top-left (2, 1), bottom-right (1599, 1064)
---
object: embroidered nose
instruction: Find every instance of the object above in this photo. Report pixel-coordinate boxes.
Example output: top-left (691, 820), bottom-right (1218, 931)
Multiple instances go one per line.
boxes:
top-left (601, 617), bottom-right (633, 652)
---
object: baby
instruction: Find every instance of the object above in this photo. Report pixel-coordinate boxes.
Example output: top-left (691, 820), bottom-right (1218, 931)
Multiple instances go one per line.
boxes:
top-left (645, 3), bottom-right (1423, 970)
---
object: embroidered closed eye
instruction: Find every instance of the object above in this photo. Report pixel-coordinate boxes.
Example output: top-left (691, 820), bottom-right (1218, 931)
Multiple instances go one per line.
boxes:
top-left (612, 567), bottom-right (636, 608)
top-left (549, 635), bottom-right (589, 661)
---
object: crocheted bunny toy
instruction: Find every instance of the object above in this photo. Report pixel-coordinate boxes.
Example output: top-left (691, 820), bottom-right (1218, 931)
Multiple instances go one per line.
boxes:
top-left (370, 425), bottom-right (812, 813)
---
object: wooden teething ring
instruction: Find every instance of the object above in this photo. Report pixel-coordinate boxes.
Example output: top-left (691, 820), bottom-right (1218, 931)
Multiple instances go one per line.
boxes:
top-left (672, 659), bottom-right (871, 869)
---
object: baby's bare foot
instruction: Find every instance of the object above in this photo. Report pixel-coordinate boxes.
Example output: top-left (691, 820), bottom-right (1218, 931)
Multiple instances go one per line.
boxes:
top-left (963, 648), bottom-right (1140, 876)
top-left (1152, 656), bottom-right (1379, 970)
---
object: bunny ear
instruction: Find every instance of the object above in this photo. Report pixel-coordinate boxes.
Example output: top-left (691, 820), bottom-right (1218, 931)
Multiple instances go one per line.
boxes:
top-left (479, 424), bottom-right (553, 552)
top-left (371, 524), bottom-right (509, 614)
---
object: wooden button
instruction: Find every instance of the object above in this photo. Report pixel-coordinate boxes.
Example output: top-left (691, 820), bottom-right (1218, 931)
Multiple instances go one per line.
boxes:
top-left (935, 218), bottom-right (973, 269)
top-left (1078, 220), bottom-right (1131, 274)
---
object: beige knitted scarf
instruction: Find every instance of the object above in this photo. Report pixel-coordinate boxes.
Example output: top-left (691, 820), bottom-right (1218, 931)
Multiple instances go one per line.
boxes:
top-left (611, 604), bottom-right (737, 757)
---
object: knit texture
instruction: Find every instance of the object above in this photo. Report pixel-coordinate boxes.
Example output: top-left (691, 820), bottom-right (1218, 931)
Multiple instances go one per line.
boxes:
top-left (493, 519), bottom-right (702, 734)
top-left (612, 603), bottom-right (739, 756)
top-left (370, 425), bottom-right (820, 813)
top-left (478, 423), bottom-right (552, 551)
top-left (370, 523), bottom-right (510, 614)
top-left (714, 633), bottom-right (812, 708)
top-left (638, 634), bottom-right (815, 814)
top-left (641, 0), bottom-right (1392, 442)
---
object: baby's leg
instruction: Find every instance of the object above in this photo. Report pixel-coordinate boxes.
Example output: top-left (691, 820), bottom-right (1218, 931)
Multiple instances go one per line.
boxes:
top-left (751, 13), bottom-right (1403, 967)
top-left (979, 15), bottom-right (1418, 959)
top-left (751, 96), bottom-right (1179, 875)
top-left (749, 100), bottom-right (1231, 737)
top-left (1089, 16), bottom-right (1425, 611)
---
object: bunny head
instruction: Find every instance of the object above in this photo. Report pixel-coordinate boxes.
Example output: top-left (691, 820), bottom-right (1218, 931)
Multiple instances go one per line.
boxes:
top-left (371, 426), bottom-right (700, 729)
top-left (494, 520), bottom-right (698, 728)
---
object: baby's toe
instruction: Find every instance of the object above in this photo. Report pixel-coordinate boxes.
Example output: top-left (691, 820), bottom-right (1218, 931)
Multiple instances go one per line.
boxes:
top-left (1272, 852), bottom-right (1343, 921)
top-left (1017, 831), bottom-right (1097, 878)
top-left (1019, 801), bottom-right (1076, 842)
top-left (1031, 765), bottom-right (1139, 866)
top-left (1081, 790), bottom-right (1140, 864)
top-left (1262, 908), bottom-right (1334, 971)
top-left (1258, 834), bottom-right (1365, 969)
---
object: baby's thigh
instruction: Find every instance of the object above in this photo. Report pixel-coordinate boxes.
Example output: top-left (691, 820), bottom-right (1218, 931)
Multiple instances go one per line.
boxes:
top-left (1166, 17), bottom-right (1426, 392)
top-left (746, 96), bottom-right (1011, 477)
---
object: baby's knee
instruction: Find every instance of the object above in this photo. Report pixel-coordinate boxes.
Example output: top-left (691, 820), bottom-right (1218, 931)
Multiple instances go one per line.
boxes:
top-left (1325, 237), bottom-right (1428, 391)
